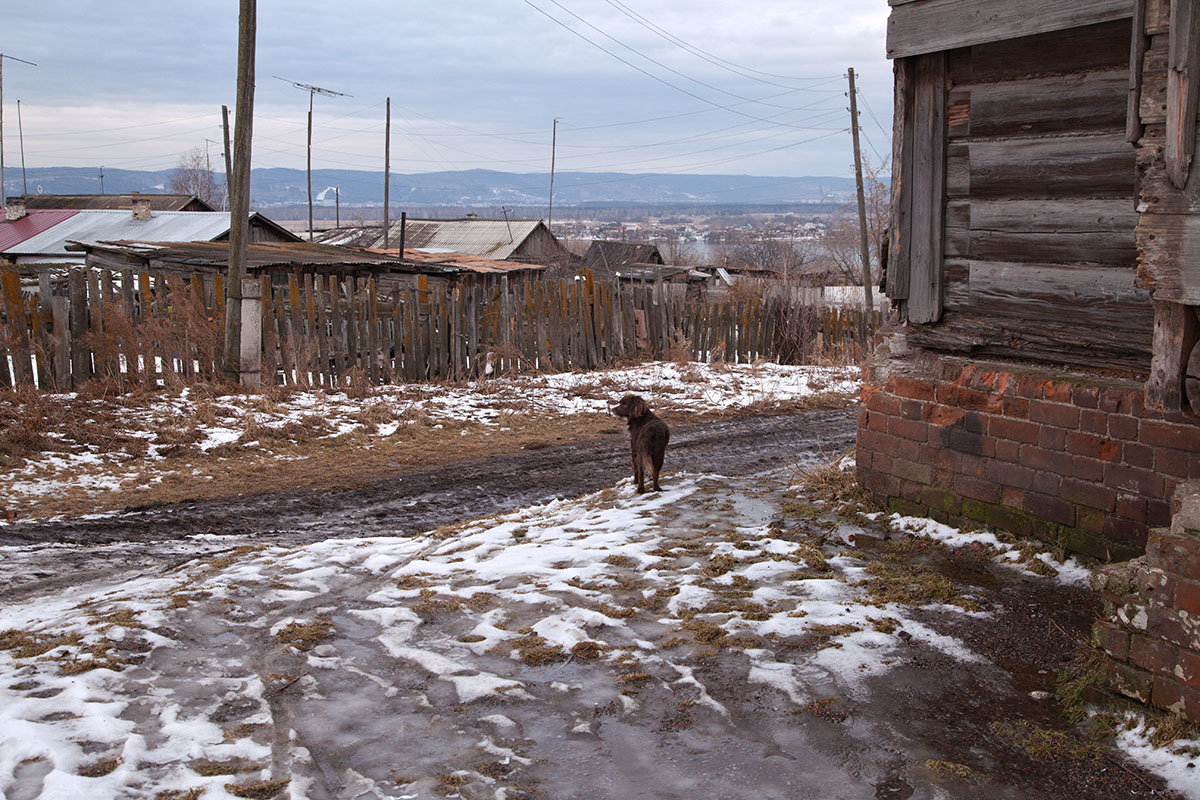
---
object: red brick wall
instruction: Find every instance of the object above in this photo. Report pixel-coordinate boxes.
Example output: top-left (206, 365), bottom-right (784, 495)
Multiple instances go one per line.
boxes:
top-left (1092, 513), bottom-right (1200, 720)
top-left (857, 355), bottom-right (1200, 560)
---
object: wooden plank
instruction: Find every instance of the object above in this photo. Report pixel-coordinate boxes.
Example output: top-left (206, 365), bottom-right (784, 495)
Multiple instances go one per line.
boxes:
top-left (51, 295), bottom-right (69, 390)
top-left (1130, 0), bottom-right (1149, 143)
top-left (968, 133), bottom-right (1136, 199)
top-left (969, 70), bottom-right (1128, 139)
top-left (1, 271), bottom-right (34, 387)
top-left (968, 198), bottom-right (1137, 265)
top-left (908, 51), bottom-right (947, 324)
top-left (946, 143), bottom-right (970, 198)
top-left (1140, 40), bottom-right (1168, 124)
top-left (1165, 0), bottom-right (1200, 188)
top-left (1147, 0), bottom-right (1170, 33)
top-left (955, 19), bottom-right (1132, 81)
top-left (887, 0), bottom-right (1131, 60)
top-left (1136, 213), bottom-right (1200, 301)
top-left (1146, 299), bottom-right (1198, 411)
top-left (946, 87), bottom-right (970, 140)
top-left (69, 270), bottom-right (90, 387)
top-left (287, 275), bottom-right (305, 385)
top-left (889, 57), bottom-right (914, 301)
top-left (944, 200), bottom-right (970, 259)
top-left (368, 278), bottom-right (380, 384)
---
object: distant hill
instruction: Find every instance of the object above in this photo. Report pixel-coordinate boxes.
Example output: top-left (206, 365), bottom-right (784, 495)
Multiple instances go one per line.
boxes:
top-left (7, 167), bottom-right (856, 209)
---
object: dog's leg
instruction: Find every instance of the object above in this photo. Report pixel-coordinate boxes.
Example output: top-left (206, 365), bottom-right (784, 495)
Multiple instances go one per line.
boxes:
top-left (632, 452), bottom-right (645, 493)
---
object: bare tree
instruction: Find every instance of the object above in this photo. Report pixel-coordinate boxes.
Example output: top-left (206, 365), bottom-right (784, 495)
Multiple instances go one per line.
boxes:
top-left (726, 239), bottom-right (815, 284)
top-left (168, 146), bottom-right (222, 208)
top-left (821, 158), bottom-right (889, 288)
top-left (660, 238), bottom-right (701, 266)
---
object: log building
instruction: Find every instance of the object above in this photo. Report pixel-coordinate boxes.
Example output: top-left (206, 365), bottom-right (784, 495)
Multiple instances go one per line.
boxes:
top-left (860, 0), bottom-right (1200, 720)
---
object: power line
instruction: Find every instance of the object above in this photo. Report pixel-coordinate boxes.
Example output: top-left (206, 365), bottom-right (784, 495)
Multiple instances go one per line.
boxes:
top-left (602, 0), bottom-right (844, 89)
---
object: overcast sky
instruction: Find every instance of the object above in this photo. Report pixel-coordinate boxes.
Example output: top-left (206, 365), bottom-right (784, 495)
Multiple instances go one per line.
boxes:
top-left (3, 0), bottom-right (892, 183)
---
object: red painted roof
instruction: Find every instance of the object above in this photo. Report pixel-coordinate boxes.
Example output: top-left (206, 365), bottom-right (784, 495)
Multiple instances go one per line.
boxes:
top-left (0, 209), bottom-right (79, 253)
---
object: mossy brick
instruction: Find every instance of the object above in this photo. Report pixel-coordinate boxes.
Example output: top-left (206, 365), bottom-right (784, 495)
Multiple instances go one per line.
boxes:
top-left (961, 498), bottom-right (1034, 537)
top-left (1109, 660), bottom-right (1154, 703)
top-left (916, 486), bottom-right (962, 515)
top-left (888, 497), bottom-right (928, 518)
top-left (1025, 492), bottom-right (1076, 527)
top-left (1077, 507), bottom-right (1106, 534)
top-left (892, 458), bottom-right (933, 485)
top-left (1060, 479), bottom-right (1116, 512)
top-left (1093, 620), bottom-right (1131, 661)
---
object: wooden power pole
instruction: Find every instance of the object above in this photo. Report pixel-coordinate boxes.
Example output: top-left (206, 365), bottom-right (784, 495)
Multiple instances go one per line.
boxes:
top-left (383, 97), bottom-right (391, 247)
top-left (275, 76), bottom-right (350, 242)
top-left (548, 117), bottom-right (559, 233)
top-left (847, 67), bottom-right (876, 347)
top-left (221, 105), bottom-right (233, 210)
top-left (224, 0), bottom-right (257, 383)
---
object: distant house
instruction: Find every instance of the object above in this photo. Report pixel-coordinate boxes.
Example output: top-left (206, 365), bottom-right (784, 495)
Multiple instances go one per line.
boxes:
top-left (11, 192), bottom-right (216, 212)
top-left (317, 218), bottom-right (572, 264)
top-left (0, 196), bottom-right (297, 270)
top-left (583, 241), bottom-right (664, 277)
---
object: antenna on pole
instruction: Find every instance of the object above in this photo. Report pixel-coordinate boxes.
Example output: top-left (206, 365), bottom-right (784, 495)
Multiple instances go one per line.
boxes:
top-left (0, 52), bottom-right (37, 206)
top-left (98, 165), bottom-right (105, 194)
top-left (500, 206), bottom-right (514, 243)
top-left (274, 75), bottom-right (351, 242)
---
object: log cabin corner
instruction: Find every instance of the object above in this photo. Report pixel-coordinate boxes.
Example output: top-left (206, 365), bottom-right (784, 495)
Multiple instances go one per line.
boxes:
top-left (861, 0), bottom-right (1200, 720)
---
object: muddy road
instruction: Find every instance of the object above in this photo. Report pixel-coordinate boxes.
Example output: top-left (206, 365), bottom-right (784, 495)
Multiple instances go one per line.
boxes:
top-left (0, 409), bottom-right (855, 601)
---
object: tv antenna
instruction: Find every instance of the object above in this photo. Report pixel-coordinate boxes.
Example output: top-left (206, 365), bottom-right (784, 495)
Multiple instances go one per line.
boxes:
top-left (1, 52), bottom-right (37, 205)
top-left (275, 76), bottom-right (351, 241)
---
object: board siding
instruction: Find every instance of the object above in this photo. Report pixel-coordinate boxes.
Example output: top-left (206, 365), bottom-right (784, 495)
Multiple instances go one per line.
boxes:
top-left (888, 0), bottom-right (1132, 60)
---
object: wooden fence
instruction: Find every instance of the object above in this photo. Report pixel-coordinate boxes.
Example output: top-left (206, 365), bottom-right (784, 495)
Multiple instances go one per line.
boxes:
top-left (0, 267), bottom-right (886, 391)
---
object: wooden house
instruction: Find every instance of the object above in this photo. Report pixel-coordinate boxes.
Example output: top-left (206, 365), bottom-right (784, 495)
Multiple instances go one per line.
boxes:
top-left (862, 0), bottom-right (1200, 722)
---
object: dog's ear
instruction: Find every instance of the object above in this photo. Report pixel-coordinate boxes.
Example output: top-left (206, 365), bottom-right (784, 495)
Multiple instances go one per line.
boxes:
top-left (631, 396), bottom-right (648, 418)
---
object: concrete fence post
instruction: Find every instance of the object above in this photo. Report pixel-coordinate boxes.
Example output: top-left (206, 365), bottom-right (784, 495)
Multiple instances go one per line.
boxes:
top-left (239, 278), bottom-right (262, 388)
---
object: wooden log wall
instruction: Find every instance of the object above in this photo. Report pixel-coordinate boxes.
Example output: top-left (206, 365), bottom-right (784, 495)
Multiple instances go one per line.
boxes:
top-left (0, 267), bottom-right (886, 392)
top-left (906, 18), bottom-right (1153, 375)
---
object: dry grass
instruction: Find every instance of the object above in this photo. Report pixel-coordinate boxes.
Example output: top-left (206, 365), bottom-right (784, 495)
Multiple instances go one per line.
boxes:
top-left (861, 562), bottom-right (978, 611)
top-left (77, 757), bottom-right (122, 777)
top-left (792, 451), bottom-right (875, 512)
top-left (989, 720), bottom-right (1101, 761)
top-left (273, 618), bottom-right (333, 652)
top-left (0, 628), bottom-right (80, 659)
top-left (224, 779), bottom-right (290, 799)
top-left (190, 758), bottom-right (262, 776)
top-left (155, 790), bottom-right (205, 800)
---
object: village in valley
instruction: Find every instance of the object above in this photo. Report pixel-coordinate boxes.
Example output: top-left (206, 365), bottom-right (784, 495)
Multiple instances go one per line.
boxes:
top-left (1, 1), bottom-right (1200, 799)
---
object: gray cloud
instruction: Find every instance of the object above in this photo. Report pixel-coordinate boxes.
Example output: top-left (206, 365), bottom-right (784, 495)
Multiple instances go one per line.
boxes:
top-left (4, 0), bottom-right (892, 178)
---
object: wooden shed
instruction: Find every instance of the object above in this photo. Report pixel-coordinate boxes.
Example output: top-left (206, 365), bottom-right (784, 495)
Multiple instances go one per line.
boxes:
top-left (860, 0), bottom-right (1200, 560)
top-left (863, 0), bottom-right (1200, 723)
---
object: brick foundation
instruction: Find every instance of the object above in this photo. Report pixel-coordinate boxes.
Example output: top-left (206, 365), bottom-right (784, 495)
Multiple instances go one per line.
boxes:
top-left (1092, 484), bottom-right (1200, 721)
top-left (856, 343), bottom-right (1200, 561)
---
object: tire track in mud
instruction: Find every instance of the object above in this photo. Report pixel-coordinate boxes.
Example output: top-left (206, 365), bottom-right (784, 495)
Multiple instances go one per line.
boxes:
top-left (0, 409), bottom-right (855, 601)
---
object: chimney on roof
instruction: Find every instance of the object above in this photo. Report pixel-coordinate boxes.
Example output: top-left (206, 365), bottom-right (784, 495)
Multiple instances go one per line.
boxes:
top-left (5, 197), bottom-right (26, 221)
top-left (131, 192), bottom-right (151, 221)
top-left (465, 213), bottom-right (478, 219)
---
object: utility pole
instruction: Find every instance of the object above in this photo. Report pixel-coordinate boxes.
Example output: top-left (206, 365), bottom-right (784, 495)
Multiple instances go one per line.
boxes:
top-left (225, 0), bottom-right (257, 383)
top-left (847, 67), bottom-right (876, 347)
top-left (275, 76), bottom-right (350, 242)
top-left (98, 166), bottom-right (104, 194)
top-left (548, 117), bottom-right (559, 233)
top-left (334, 186), bottom-right (340, 228)
top-left (383, 97), bottom-right (391, 247)
top-left (0, 53), bottom-right (37, 205)
top-left (221, 105), bottom-right (233, 211)
top-left (17, 99), bottom-right (27, 194)
top-left (501, 206), bottom-right (514, 243)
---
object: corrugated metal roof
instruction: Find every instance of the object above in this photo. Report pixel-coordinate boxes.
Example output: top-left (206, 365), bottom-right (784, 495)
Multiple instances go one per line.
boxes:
top-left (7, 210), bottom-right (237, 256)
top-left (388, 219), bottom-right (543, 259)
top-left (0, 209), bottom-right (79, 253)
top-left (16, 194), bottom-right (214, 211)
top-left (83, 240), bottom-right (427, 271)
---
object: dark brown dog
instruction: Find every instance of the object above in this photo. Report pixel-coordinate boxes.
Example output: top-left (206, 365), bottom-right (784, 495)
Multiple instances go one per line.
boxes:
top-left (611, 394), bottom-right (670, 493)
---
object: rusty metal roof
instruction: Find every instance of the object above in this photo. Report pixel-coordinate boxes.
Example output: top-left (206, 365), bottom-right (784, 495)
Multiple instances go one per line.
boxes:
top-left (368, 248), bottom-right (546, 275)
top-left (0, 209), bottom-right (79, 253)
top-left (14, 193), bottom-right (215, 212)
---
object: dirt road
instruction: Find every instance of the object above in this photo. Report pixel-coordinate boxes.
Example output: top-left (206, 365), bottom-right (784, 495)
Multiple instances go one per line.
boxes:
top-left (0, 409), bottom-right (855, 601)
